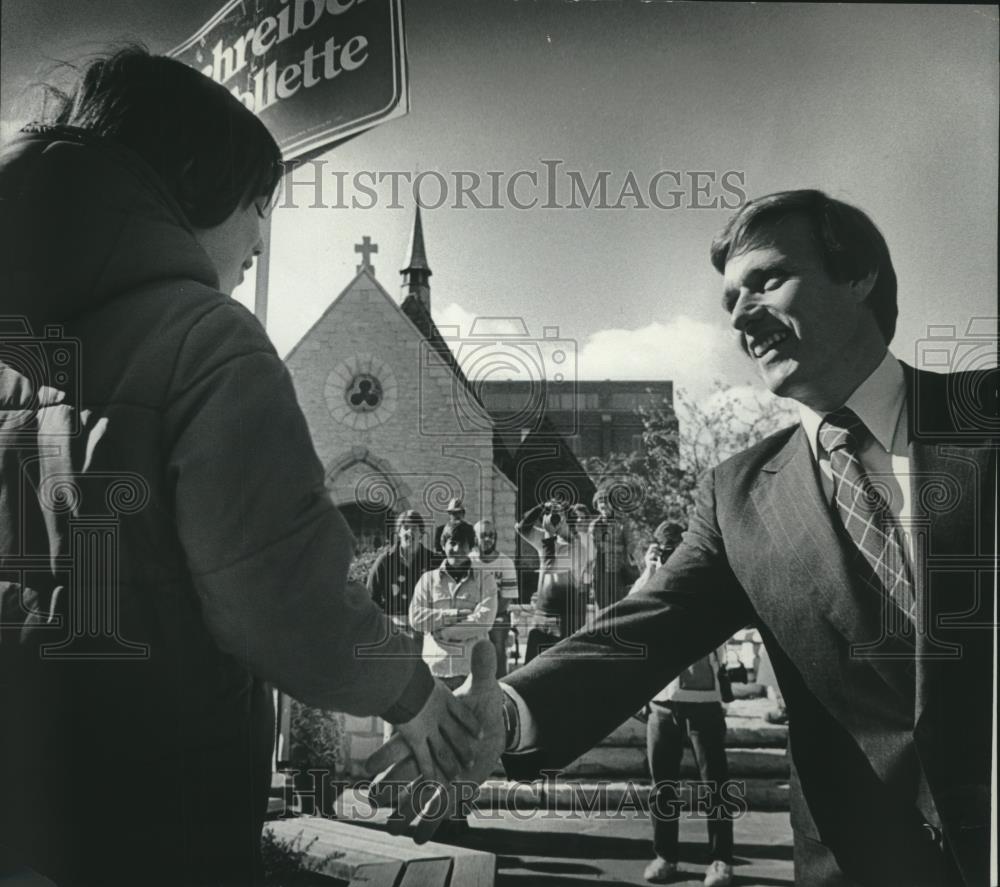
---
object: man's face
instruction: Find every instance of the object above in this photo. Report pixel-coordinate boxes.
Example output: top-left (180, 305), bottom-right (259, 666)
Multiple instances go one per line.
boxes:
top-left (398, 521), bottom-right (422, 549)
top-left (595, 497), bottom-right (612, 519)
top-left (443, 535), bottom-right (471, 567)
top-left (477, 525), bottom-right (497, 555)
top-left (722, 215), bottom-right (876, 408)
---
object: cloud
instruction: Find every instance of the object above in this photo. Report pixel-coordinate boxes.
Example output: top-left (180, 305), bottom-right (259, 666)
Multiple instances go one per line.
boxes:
top-left (434, 302), bottom-right (529, 338)
top-left (434, 305), bottom-right (761, 399)
top-left (576, 316), bottom-right (753, 397)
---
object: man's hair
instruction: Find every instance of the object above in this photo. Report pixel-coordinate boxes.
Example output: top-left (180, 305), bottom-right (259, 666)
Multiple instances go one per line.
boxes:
top-left (653, 519), bottom-right (685, 550)
top-left (395, 510), bottom-right (425, 533)
top-left (440, 520), bottom-right (476, 549)
top-left (710, 189), bottom-right (897, 344)
top-left (38, 45), bottom-right (282, 228)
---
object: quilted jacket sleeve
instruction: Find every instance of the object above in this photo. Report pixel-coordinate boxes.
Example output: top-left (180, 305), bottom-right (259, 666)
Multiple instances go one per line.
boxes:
top-left (163, 301), bottom-right (432, 722)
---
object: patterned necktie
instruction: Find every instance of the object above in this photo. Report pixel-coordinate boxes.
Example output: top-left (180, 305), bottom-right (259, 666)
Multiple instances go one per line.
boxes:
top-left (818, 407), bottom-right (916, 623)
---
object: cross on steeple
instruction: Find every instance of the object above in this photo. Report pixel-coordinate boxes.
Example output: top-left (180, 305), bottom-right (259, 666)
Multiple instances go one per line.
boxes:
top-left (355, 236), bottom-right (378, 274)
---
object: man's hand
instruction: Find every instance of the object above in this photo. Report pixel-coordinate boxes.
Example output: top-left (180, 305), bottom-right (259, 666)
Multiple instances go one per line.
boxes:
top-left (365, 640), bottom-right (505, 843)
top-left (371, 676), bottom-right (483, 799)
top-left (643, 543), bottom-right (663, 572)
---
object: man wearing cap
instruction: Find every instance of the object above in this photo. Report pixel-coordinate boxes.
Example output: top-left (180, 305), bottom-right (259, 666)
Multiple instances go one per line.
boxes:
top-left (367, 511), bottom-right (433, 640)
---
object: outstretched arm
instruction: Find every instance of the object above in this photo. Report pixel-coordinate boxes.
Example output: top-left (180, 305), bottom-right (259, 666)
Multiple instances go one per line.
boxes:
top-left (367, 470), bottom-right (754, 838)
top-left (167, 302), bottom-right (482, 776)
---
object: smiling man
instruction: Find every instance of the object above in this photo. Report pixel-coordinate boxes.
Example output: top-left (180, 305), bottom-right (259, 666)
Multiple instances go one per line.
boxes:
top-left (371, 190), bottom-right (995, 887)
top-left (717, 192), bottom-right (895, 412)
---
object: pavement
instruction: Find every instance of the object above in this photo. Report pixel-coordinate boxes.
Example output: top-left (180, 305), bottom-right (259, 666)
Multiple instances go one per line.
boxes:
top-left (461, 808), bottom-right (792, 886)
top-left (335, 791), bottom-right (794, 886)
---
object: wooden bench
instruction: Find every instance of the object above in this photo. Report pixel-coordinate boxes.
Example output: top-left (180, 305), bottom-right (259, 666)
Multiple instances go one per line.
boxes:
top-left (264, 817), bottom-right (495, 887)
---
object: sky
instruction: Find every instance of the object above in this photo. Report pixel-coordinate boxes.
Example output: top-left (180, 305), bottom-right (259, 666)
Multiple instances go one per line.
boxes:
top-left (2, 1), bottom-right (997, 400)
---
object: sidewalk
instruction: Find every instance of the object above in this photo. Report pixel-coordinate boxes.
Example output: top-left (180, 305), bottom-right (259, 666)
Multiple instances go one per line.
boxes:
top-left (466, 807), bottom-right (792, 886)
top-left (335, 791), bottom-right (794, 886)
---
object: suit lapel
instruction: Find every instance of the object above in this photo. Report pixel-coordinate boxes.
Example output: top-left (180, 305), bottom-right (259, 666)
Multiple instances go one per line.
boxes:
top-left (750, 425), bottom-right (916, 707)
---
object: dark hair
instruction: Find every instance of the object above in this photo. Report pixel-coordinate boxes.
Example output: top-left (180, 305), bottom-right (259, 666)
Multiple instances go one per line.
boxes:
top-left (440, 520), bottom-right (476, 549)
top-left (395, 510), bottom-right (425, 533)
top-left (653, 520), bottom-right (685, 550)
top-left (710, 190), bottom-right (897, 344)
top-left (40, 45), bottom-right (282, 228)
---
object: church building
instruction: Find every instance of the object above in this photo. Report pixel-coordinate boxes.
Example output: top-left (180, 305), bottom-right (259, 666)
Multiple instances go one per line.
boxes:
top-left (284, 209), bottom-right (522, 557)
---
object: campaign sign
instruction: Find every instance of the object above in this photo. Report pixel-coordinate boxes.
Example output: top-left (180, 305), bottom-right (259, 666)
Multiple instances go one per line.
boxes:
top-left (172, 0), bottom-right (407, 159)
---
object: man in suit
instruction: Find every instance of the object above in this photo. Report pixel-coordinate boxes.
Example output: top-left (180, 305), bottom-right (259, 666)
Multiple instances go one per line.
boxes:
top-left (368, 190), bottom-right (994, 886)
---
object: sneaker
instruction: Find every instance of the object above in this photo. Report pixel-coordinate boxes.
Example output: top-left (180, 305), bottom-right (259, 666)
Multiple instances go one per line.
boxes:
top-left (703, 860), bottom-right (733, 886)
top-left (643, 856), bottom-right (678, 883)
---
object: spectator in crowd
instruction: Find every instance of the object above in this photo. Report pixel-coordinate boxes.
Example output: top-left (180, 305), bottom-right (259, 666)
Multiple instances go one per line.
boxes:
top-left (590, 488), bottom-right (638, 610)
top-left (0, 47), bottom-right (480, 887)
top-left (409, 520), bottom-right (497, 691)
top-left (432, 497), bottom-right (467, 569)
top-left (635, 522), bottom-right (734, 886)
top-left (408, 519), bottom-right (496, 839)
top-left (473, 519), bottom-right (519, 678)
top-left (367, 510), bottom-right (433, 641)
top-left (517, 501), bottom-right (593, 661)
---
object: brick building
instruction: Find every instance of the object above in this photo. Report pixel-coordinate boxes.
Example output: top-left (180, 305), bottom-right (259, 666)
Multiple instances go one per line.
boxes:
top-left (481, 379), bottom-right (674, 460)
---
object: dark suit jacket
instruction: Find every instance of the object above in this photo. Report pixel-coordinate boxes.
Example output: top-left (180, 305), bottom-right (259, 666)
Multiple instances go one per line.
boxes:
top-left (504, 365), bottom-right (995, 886)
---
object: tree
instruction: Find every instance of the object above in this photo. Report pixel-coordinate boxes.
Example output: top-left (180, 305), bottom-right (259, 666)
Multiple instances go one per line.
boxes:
top-left (583, 382), bottom-right (797, 544)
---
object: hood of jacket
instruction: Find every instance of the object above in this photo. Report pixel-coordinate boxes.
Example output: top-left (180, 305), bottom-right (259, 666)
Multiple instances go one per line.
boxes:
top-left (0, 124), bottom-right (219, 332)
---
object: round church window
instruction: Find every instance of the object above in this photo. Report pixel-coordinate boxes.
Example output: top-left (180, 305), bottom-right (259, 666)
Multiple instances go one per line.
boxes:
top-left (324, 355), bottom-right (397, 430)
top-left (347, 374), bottom-right (383, 412)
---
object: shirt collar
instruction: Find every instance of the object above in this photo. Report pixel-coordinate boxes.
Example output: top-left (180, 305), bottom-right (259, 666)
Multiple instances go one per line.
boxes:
top-left (438, 556), bottom-right (475, 582)
top-left (798, 351), bottom-right (906, 458)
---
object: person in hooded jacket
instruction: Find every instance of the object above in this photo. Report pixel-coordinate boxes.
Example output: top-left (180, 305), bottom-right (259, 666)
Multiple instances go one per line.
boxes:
top-left (0, 46), bottom-right (479, 887)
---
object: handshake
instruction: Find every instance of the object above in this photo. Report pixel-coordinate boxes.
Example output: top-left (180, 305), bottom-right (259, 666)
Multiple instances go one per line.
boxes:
top-left (364, 640), bottom-right (506, 843)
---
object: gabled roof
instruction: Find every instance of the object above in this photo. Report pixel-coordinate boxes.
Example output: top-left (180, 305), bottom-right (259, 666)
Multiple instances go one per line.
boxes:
top-left (284, 266), bottom-right (414, 365)
top-left (400, 293), bottom-right (518, 486)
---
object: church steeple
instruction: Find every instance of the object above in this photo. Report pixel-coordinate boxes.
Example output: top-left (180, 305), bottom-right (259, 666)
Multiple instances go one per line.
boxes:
top-left (400, 206), bottom-right (432, 315)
